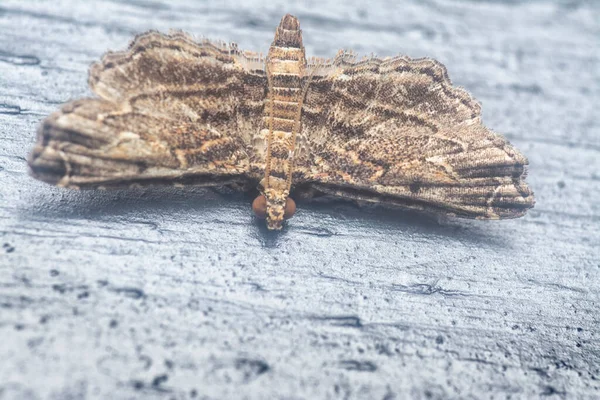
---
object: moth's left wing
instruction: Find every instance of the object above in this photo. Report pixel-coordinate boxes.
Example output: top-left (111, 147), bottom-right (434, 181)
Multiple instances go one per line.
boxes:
top-left (295, 53), bottom-right (534, 219)
top-left (29, 31), bottom-right (267, 189)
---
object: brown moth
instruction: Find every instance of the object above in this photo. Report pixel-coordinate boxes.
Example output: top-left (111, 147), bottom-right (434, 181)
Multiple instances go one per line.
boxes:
top-left (29, 14), bottom-right (534, 230)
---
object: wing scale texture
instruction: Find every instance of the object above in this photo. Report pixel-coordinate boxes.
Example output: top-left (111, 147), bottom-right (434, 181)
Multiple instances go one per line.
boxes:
top-left (29, 31), bottom-right (266, 189)
top-left (294, 53), bottom-right (533, 219)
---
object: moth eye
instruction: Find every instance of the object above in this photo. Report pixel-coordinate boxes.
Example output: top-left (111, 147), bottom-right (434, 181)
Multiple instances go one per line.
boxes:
top-left (252, 195), bottom-right (267, 219)
top-left (284, 197), bottom-right (296, 219)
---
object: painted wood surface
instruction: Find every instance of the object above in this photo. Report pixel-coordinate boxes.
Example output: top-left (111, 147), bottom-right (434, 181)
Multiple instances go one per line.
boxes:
top-left (0, 1), bottom-right (598, 398)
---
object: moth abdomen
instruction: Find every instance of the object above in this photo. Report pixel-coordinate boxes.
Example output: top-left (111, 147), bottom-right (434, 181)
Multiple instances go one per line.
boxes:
top-left (272, 14), bottom-right (302, 49)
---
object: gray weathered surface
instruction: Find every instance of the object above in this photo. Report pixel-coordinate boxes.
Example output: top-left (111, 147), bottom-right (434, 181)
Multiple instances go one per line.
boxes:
top-left (0, 1), bottom-right (599, 399)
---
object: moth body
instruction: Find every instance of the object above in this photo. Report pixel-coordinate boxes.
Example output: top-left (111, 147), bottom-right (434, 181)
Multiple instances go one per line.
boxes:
top-left (255, 14), bottom-right (306, 229)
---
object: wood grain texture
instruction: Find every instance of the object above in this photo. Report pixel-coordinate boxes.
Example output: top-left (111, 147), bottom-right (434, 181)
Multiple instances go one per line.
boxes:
top-left (0, 1), bottom-right (599, 399)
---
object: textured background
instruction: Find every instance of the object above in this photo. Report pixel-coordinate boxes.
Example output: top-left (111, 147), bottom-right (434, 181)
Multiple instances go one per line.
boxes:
top-left (0, 1), bottom-right (599, 399)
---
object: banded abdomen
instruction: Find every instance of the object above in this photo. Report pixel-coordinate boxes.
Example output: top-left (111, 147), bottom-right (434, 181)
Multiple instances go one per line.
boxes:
top-left (254, 14), bottom-right (306, 193)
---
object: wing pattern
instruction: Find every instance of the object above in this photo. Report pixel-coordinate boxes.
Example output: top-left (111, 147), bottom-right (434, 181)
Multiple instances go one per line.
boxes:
top-left (29, 16), bottom-right (534, 224)
top-left (29, 31), bottom-right (267, 189)
top-left (294, 52), bottom-right (534, 219)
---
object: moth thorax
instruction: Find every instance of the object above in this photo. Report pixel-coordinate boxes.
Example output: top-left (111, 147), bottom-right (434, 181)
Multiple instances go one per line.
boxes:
top-left (259, 176), bottom-right (288, 196)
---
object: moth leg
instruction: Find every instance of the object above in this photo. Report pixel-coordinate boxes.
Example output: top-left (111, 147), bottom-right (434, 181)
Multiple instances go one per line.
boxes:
top-left (290, 183), bottom-right (320, 200)
top-left (225, 180), bottom-right (257, 192)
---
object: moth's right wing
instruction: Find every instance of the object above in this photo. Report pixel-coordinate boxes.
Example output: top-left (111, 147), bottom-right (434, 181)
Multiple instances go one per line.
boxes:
top-left (294, 52), bottom-right (534, 219)
top-left (29, 31), bottom-right (267, 189)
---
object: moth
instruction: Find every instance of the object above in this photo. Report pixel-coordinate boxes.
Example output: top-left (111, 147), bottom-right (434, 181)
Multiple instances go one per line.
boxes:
top-left (29, 14), bottom-right (534, 230)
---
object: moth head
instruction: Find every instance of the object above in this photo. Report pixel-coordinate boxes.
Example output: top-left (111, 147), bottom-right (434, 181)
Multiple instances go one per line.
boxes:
top-left (252, 190), bottom-right (296, 230)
